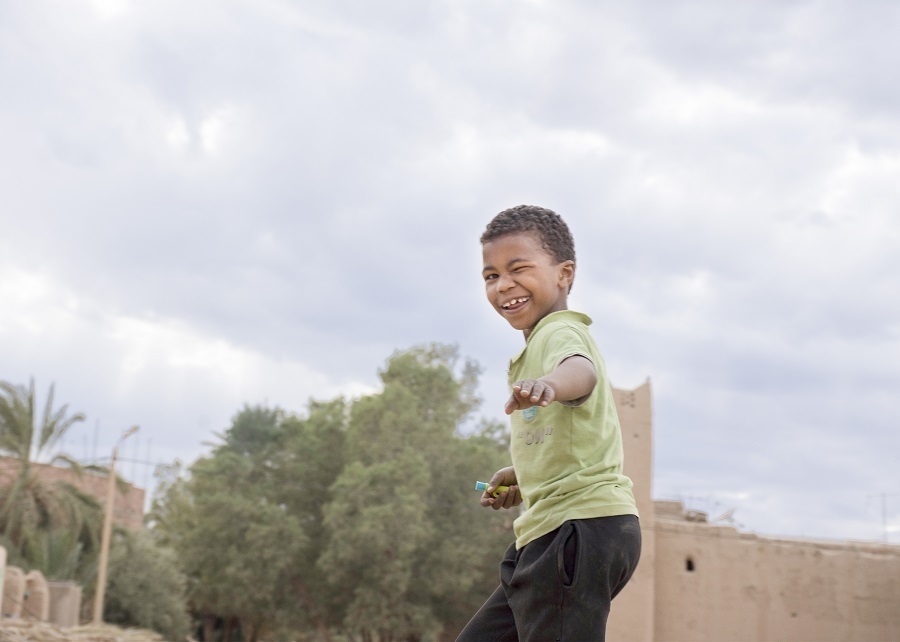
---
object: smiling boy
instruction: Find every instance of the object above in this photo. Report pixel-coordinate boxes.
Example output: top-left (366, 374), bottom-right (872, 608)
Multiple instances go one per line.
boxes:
top-left (457, 205), bottom-right (641, 642)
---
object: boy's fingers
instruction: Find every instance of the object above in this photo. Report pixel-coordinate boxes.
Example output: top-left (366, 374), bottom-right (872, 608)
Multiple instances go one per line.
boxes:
top-left (488, 473), bottom-right (510, 493)
top-left (540, 387), bottom-right (555, 406)
top-left (498, 486), bottom-right (518, 509)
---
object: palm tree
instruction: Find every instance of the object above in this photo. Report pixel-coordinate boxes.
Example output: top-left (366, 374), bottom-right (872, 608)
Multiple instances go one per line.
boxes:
top-left (0, 379), bottom-right (103, 577)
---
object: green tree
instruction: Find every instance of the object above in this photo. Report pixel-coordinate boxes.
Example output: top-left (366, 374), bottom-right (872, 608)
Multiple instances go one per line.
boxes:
top-left (153, 450), bottom-right (307, 642)
top-left (320, 451), bottom-right (438, 641)
top-left (0, 379), bottom-right (103, 579)
top-left (152, 402), bottom-right (349, 641)
top-left (416, 422), bottom-right (513, 632)
top-left (104, 529), bottom-right (191, 641)
top-left (153, 345), bottom-right (512, 640)
top-left (319, 345), bottom-right (511, 641)
top-left (270, 398), bottom-right (349, 636)
top-left (214, 403), bottom-right (283, 457)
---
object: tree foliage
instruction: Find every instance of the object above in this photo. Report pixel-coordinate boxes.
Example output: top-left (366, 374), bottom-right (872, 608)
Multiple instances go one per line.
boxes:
top-left (104, 530), bottom-right (191, 641)
top-left (152, 444), bottom-right (309, 641)
top-left (0, 379), bottom-right (103, 583)
top-left (152, 344), bottom-right (512, 641)
top-left (319, 345), bottom-right (510, 640)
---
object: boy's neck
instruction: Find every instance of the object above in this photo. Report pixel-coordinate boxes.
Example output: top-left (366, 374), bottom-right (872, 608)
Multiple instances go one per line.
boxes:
top-left (523, 303), bottom-right (569, 341)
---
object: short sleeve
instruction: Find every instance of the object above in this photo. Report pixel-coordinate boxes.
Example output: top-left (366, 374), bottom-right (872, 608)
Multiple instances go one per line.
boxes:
top-left (536, 323), bottom-right (595, 406)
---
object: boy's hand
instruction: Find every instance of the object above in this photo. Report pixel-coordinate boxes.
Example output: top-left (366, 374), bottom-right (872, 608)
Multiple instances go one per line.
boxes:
top-left (480, 466), bottom-right (522, 510)
top-left (505, 356), bottom-right (597, 415)
top-left (505, 379), bottom-right (555, 415)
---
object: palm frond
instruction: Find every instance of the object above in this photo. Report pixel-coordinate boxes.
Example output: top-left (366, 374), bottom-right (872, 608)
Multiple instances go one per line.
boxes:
top-left (80, 462), bottom-right (133, 494)
top-left (39, 382), bottom-right (57, 454)
top-left (0, 379), bottom-right (103, 581)
top-left (53, 481), bottom-right (103, 551)
top-left (49, 453), bottom-right (84, 476)
top-left (23, 527), bottom-right (87, 581)
top-left (38, 384), bottom-right (85, 458)
top-left (25, 378), bottom-right (36, 458)
top-left (0, 462), bottom-right (32, 527)
top-left (0, 380), bottom-right (34, 459)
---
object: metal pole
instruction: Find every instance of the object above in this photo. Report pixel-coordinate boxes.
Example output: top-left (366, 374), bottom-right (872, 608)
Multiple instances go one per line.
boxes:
top-left (93, 425), bottom-right (139, 624)
top-left (93, 445), bottom-right (118, 623)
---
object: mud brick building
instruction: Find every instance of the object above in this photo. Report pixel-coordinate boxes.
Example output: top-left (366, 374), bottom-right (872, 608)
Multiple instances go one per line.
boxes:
top-left (0, 457), bottom-right (144, 531)
top-left (607, 382), bottom-right (900, 642)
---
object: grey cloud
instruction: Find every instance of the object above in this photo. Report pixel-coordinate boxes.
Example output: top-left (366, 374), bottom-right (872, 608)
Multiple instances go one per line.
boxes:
top-left (1, 0), bottom-right (898, 541)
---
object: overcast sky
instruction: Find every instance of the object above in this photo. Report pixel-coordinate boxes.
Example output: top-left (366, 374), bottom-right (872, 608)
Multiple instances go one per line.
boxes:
top-left (1, 0), bottom-right (898, 543)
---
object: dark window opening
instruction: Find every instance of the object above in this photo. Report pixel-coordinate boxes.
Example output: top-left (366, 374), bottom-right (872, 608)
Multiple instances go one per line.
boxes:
top-left (686, 557), bottom-right (695, 572)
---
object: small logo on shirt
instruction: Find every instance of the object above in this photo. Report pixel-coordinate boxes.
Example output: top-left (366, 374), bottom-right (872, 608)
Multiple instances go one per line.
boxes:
top-left (521, 407), bottom-right (537, 422)
top-left (514, 425), bottom-right (553, 445)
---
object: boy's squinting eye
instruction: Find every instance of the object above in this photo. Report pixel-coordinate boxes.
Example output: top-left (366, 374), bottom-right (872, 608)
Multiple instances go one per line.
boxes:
top-left (484, 273), bottom-right (498, 281)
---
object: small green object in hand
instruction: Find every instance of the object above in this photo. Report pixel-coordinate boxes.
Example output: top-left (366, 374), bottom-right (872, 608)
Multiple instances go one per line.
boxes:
top-left (475, 481), bottom-right (510, 497)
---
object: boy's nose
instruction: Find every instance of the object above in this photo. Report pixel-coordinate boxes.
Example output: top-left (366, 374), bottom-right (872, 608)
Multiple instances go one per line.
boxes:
top-left (497, 273), bottom-right (515, 291)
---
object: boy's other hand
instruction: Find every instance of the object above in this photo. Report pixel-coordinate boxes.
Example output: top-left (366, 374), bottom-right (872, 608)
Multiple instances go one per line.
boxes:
top-left (505, 379), bottom-right (556, 415)
top-left (481, 466), bottom-right (522, 510)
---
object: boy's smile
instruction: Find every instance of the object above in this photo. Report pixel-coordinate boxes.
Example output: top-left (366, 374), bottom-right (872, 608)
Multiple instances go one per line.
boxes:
top-left (482, 232), bottom-right (575, 339)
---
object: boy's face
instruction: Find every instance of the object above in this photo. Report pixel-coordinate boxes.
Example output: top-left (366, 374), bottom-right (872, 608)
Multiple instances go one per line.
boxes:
top-left (482, 232), bottom-right (574, 339)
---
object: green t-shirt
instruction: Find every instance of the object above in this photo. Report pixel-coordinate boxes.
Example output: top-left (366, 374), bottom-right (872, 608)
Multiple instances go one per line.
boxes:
top-left (508, 310), bottom-right (638, 549)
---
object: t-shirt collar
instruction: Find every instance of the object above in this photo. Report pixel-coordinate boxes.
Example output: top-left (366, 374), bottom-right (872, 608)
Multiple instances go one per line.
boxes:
top-left (510, 309), bottom-right (593, 364)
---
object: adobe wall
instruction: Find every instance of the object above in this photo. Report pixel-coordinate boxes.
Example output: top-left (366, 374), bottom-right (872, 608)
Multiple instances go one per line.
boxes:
top-left (653, 503), bottom-right (900, 641)
top-left (0, 457), bottom-right (145, 531)
top-left (605, 381), bottom-right (900, 642)
top-left (23, 569), bottom-right (50, 621)
top-left (607, 381), bottom-right (655, 642)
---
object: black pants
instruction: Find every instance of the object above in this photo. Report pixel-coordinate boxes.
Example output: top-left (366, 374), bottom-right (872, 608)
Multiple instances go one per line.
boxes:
top-left (457, 514), bottom-right (641, 642)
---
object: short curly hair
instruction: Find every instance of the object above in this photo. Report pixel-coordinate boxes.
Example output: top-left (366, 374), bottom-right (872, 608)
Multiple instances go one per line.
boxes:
top-left (480, 204), bottom-right (576, 265)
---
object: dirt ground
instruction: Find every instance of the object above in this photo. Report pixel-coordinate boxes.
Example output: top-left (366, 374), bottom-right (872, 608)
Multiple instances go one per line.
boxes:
top-left (0, 620), bottom-right (168, 642)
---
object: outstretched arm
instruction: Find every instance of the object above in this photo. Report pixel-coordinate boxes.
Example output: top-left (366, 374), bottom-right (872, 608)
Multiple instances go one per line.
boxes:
top-left (505, 355), bottom-right (596, 415)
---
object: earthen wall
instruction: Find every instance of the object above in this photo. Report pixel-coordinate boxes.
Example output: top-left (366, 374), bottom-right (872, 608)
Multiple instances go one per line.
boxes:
top-left (607, 383), bottom-right (900, 642)
top-left (0, 457), bottom-right (144, 531)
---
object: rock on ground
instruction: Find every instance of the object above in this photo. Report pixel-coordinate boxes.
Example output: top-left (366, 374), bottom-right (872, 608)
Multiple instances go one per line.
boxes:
top-left (0, 620), bottom-right (168, 642)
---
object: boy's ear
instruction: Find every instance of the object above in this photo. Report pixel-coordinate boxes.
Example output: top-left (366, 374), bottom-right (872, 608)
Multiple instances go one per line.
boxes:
top-left (558, 260), bottom-right (575, 289)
